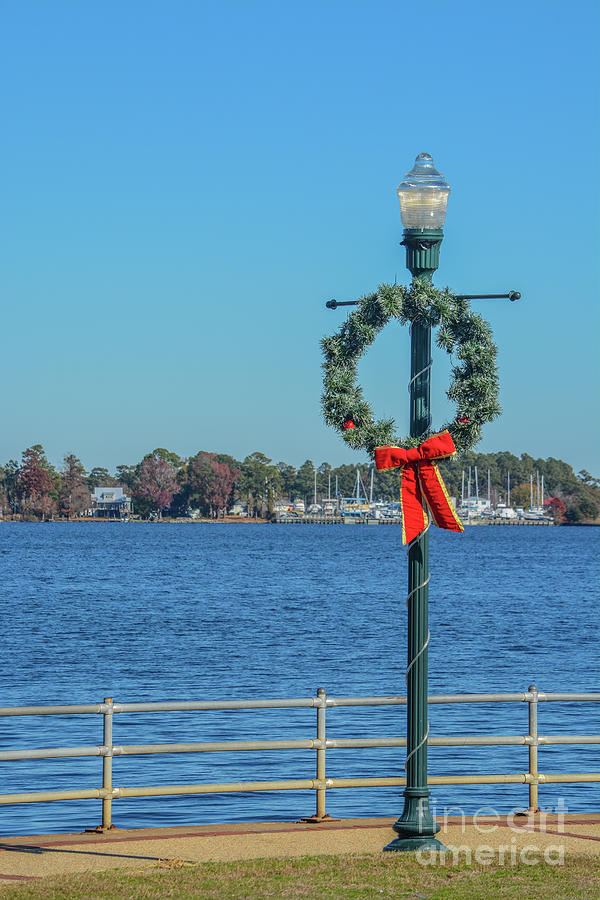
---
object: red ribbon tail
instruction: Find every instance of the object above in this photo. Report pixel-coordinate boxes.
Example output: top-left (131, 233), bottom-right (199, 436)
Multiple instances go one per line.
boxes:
top-left (418, 462), bottom-right (464, 534)
top-left (400, 466), bottom-right (429, 545)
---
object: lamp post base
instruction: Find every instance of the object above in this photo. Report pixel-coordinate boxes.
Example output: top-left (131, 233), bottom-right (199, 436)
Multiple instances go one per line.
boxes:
top-left (383, 789), bottom-right (447, 853)
top-left (384, 835), bottom-right (447, 853)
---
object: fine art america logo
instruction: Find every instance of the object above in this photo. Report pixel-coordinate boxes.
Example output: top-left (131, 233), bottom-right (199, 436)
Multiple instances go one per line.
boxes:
top-left (416, 799), bottom-right (568, 867)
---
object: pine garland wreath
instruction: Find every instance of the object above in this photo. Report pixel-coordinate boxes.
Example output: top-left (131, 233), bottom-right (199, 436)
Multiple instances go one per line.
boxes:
top-left (321, 281), bottom-right (501, 457)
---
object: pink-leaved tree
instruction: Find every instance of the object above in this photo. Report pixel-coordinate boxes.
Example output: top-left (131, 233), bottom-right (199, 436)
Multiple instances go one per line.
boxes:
top-left (186, 452), bottom-right (239, 517)
top-left (134, 457), bottom-right (178, 519)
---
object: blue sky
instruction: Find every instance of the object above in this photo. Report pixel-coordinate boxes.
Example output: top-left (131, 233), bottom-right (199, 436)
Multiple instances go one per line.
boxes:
top-left (1, 0), bottom-right (598, 475)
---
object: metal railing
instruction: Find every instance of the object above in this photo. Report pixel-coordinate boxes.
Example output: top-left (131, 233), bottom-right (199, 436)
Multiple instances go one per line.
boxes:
top-left (0, 685), bottom-right (598, 829)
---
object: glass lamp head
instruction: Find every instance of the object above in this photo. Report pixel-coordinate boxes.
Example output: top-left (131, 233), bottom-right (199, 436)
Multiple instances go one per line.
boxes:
top-left (397, 152), bottom-right (450, 230)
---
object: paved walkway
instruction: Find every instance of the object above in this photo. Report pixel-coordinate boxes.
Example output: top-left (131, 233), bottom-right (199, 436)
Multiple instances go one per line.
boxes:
top-left (0, 814), bottom-right (598, 883)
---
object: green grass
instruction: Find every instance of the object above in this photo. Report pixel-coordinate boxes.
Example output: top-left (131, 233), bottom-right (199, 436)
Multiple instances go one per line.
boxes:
top-left (1, 853), bottom-right (599, 900)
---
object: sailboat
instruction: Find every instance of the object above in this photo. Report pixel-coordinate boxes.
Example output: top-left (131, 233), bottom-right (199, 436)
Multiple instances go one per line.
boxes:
top-left (340, 468), bottom-right (375, 520)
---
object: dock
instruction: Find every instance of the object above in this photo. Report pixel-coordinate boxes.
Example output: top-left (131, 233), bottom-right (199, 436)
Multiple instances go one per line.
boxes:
top-left (275, 515), bottom-right (399, 525)
top-left (463, 517), bottom-right (553, 526)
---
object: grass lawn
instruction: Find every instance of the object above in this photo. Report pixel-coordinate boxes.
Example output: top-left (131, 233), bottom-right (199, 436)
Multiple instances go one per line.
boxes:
top-left (1, 853), bottom-right (599, 899)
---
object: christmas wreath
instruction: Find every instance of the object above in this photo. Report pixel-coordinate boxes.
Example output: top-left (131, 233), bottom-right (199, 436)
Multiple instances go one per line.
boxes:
top-left (321, 281), bottom-right (501, 458)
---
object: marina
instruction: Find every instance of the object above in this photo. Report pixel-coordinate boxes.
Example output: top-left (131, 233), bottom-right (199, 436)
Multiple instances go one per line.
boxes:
top-left (275, 466), bottom-right (554, 525)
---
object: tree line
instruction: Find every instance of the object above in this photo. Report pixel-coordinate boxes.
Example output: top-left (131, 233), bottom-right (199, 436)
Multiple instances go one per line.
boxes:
top-left (0, 443), bottom-right (598, 523)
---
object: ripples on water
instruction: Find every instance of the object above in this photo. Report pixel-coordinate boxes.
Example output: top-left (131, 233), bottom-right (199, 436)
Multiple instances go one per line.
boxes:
top-left (0, 522), bottom-right (598, 834)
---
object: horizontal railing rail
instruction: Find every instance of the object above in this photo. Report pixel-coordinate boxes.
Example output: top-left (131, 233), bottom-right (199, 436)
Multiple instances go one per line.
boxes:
top-left (0, 686), bottom-right (598, 828)
top-left (3, 732), bottom-right (600, 763)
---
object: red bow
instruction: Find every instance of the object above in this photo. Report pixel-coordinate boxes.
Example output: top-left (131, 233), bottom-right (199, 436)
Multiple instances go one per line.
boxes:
top-left (375, 431), bottom-right (464, 545)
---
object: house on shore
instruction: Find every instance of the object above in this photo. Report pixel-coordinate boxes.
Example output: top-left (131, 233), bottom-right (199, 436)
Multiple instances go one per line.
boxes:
top-left (91, 486), bottom-right (132, 519)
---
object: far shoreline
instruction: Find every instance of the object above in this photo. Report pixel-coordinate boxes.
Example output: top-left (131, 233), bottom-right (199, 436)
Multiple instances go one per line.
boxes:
top-left (1, 517), bottom-right (599, 527)
top-left (0, 516), bottom-right (271, 525)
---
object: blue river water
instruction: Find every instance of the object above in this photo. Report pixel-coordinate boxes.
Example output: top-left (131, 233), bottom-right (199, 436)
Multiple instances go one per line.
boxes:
top-left (0, 522), bottom-right (598, 836)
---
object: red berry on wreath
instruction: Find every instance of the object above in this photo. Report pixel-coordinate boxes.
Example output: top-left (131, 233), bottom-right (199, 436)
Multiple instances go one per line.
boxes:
top-left (343, 419), bottom-right (356, 430)
top-left (457, 415), bottom-right (470, 424)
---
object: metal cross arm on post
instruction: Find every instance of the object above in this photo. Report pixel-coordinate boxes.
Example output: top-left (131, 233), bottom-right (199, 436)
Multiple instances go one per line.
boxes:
top-left (325, 299), bottom-right (359, 309)
top-left (455, 291), bottom-right (521, 302)
top-left (326, 291), bottom-right (521, 310)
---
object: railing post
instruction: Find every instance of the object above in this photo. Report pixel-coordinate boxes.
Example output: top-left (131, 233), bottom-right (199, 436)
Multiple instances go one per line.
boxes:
top-left (316, 687), bottom-right (327, 818)
top-left (528, 685), bottom-right (539, 811)
top-left (300, 687), bottom-right (334, 823)
top-left (102, 697), bottom-right (114, 829)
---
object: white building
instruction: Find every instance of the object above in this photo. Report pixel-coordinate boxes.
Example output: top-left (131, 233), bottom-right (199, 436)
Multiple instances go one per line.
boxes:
top-left (92, 487), bottom-right (131, 519)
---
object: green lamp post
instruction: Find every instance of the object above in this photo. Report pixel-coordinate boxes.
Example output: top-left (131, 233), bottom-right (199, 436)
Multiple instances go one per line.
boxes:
top-left (384, 153), bottom-right (450, 853)
top-left (322, 154), bottom-right (518, 849)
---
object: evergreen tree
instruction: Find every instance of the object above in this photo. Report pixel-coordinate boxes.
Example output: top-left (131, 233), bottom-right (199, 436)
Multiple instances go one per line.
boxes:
top-left (240, 452), bottom-right (281, 518)
top-left (59, 454), bottom-right (91, 518)
top-left (293, 460), bottom-right (315, 503)
top-left (17, 446), bottom-right (56, 519)
top-left (88, 467), bottom-right (117, 490)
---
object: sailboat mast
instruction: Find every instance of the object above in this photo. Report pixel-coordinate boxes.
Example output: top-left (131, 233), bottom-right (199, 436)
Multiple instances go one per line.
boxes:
top-left (475, 466), bottom-right (479, 500)
top-left (462, 470), bottom-right (465, 505)
top-left (508, 471), bottom-right (511, 507)
top-left (530, 474), bottom-right (533, 509)
top-left (370, 467), bottom-right (374, 504)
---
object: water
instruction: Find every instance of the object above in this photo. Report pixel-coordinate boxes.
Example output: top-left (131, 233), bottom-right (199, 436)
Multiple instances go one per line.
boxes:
top-left (0, 522), bottom-right (598, 835)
